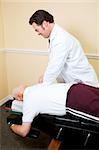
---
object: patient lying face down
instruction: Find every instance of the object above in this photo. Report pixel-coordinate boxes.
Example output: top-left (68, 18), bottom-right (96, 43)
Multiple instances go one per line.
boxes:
top-left (10, 83), bottom-right (99, 137)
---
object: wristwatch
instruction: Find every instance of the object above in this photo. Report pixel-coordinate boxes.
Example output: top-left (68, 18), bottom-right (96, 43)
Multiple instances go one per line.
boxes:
top-left (8, 121), bottom-right (14, 127)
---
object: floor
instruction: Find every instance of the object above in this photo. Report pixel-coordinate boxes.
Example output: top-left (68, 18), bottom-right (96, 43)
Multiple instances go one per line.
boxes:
top-left (0, 100), bottom-right (99, 150)
top-left (0, 101), bottom-right (51, 150)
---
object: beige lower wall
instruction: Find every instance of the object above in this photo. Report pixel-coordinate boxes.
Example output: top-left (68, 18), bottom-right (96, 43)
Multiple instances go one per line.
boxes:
top-left (0, 51), bottom-right (8, 100)
top-left (5, 53), bottom-right (48, 94)
top-left (88, 58), bottom-right (99, 80)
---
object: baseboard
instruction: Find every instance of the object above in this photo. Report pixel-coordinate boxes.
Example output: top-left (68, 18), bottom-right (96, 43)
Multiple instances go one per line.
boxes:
top-left (0, 95), bottom-right (13, 106)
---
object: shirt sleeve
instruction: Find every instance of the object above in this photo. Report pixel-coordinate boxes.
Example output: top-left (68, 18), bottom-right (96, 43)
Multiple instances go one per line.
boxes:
top-left (43, 38), bottom-right (72, 84)
top-left (22, 87), bottom-right (39, 123)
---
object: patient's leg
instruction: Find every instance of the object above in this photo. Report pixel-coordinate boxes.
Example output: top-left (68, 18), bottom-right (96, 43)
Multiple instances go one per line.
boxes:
top-left (67, 83), bottom-right (99, 117)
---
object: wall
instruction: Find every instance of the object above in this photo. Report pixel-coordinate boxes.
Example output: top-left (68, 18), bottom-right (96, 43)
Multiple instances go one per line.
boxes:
top-left (0, 52), bottom-right (8, 99)
top-left (0, 1), bottom-right (8, 99)
top-left (1, 0), bottom-right (99, 95)
top-left (88, 58), bottom-right (99, 80)
top-left (2, 0), bottom-right (99, 53)
top-left (5, 53), bottom-right (48, 93)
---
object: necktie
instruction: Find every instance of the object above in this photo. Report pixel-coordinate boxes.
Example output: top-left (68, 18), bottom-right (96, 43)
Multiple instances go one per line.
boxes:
top-left (48, 39), bottom-right (50, 44)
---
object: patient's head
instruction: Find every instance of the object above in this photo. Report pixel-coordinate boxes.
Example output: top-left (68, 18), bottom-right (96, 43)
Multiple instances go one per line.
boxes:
top-left (12, 85), bottom-right (26, 101)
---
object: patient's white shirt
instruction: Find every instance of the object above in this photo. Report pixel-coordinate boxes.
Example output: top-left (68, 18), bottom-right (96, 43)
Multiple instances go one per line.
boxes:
top-left (12, 83), bottom-right (73, 123)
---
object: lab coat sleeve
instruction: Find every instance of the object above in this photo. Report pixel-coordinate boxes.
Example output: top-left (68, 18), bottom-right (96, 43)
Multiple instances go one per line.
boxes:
top-left (43, 39), bottom-right (71, 84)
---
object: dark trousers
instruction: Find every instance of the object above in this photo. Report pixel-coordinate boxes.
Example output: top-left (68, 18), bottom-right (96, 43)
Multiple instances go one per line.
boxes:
top-left (67, 83), bottom-right (99, 117)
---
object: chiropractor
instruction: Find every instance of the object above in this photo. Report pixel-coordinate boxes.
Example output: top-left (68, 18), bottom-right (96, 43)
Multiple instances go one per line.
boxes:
top-left (29, 10), bottom-right (99, 87)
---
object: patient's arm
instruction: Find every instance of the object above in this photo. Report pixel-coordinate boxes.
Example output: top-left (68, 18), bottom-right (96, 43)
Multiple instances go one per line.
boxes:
top-left (10, 123), bottom-right (31, 137)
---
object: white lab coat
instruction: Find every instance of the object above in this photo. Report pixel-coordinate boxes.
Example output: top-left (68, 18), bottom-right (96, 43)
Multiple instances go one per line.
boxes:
top-left (43, 24), bottom-right (99, 87)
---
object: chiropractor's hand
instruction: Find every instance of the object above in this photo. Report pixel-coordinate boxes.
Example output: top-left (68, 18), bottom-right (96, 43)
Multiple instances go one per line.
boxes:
top-left (38, 75), bottom-right (44, 83)
top-left (12, 85), bottom-right (26, 101)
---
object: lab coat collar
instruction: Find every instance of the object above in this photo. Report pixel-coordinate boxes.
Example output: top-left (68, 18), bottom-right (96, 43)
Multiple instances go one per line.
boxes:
top-left (49, 24), bottom-right (59, 43)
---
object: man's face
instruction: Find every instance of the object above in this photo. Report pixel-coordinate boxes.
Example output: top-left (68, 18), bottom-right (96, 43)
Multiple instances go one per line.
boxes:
top-left (32, 21), bottom-right (50, 38)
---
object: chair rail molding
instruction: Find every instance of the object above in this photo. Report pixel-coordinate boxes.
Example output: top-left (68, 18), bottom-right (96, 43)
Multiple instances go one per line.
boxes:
top-left (3, 48), bottom-right (99, 59)
top-left (4, 48), bottom-right (48, 56)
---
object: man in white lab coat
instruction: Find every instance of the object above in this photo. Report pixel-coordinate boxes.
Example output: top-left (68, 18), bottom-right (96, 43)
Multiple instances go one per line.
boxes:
top-left (29, 10), bottom-right (99, 87)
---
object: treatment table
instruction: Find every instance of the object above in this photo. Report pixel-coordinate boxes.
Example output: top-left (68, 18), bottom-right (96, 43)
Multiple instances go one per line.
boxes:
top-left (6, 99), bottom-right (99, 149)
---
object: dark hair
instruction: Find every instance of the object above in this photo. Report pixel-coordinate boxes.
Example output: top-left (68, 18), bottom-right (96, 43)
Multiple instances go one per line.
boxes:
top-left (29, 10), bottom-right (54, 25)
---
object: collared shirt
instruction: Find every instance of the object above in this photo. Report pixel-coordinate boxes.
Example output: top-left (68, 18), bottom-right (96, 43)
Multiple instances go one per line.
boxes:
top-left (21, 83), bottom-right (73, 123)
top-left (43, 24), bottom-right (99, 87)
